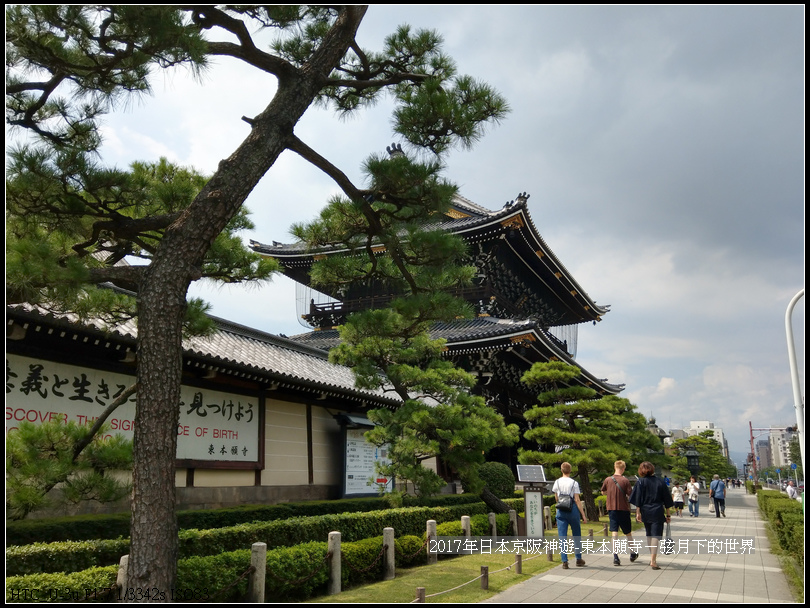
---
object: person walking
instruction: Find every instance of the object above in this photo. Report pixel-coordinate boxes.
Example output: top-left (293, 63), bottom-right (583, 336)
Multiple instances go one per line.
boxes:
top-left (786, 480), bottom-right (799, 500)
top-left (629, 461), bottom-right (674, 570)
top-left (671, 482), bottom-right (685, 517)
top-left (552, 462), bottom-right (588, 570)
top-left (686, 476), bottom-right (700, 517)
top-left (710, 474), bottom-right (727, 517)
top-left (600, 460), bottom-right (639, 566)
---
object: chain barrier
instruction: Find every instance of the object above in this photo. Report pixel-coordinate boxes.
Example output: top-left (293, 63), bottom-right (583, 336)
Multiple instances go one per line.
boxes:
top-left (395, 535), bottom-right (430, 559)
top-left (207, 565), bottom-right (256, 602)
top-left (343, 544), bottom-right (387, 574)
top-left (265, 551), bottom-right (332, 586)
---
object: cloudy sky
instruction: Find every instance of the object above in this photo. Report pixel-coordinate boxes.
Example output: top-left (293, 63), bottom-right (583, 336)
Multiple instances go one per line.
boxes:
top-left (94, 6), bottom-right (804, 468)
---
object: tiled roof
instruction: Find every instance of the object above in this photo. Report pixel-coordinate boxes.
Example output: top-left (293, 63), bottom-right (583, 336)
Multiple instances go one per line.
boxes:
top-left (7, 304), bottom-right (399, 407)
top-left (288, 316), bottom-right (624, 394)
top-left (250, 194), bottom-right (517, 256)
top-left (289, 317), bottom-right (540, 350)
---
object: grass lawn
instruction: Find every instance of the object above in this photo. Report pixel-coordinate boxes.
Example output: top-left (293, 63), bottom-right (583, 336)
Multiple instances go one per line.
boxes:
top-left (304, 514), bottom-right (642, 603)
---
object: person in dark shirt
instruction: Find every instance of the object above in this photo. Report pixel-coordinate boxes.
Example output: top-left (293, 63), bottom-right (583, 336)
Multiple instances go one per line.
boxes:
top-left (629, 461), bottom-right (674, 570)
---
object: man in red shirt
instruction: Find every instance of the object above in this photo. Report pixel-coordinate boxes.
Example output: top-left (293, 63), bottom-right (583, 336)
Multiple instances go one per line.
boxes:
top-left (600, 460), bottom-right (639, 566)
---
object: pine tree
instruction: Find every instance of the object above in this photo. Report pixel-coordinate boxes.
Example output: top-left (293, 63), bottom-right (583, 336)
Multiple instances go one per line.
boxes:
top-left (294, 150), bottom-right (519, 511)
top-left (6, 6), bottom-right (509, 594)
top-left (6, 420), bottom-right (133, 520)
top-left (670, 431), bottom-right (736, 481)
top-left (519, 361), bottom-right (666, 521)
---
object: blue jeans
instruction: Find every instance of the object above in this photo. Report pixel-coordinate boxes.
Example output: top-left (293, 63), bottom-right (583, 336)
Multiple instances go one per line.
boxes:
top-left (556, 505), bottom-right (583, 562)
top-left (689, 498), bottom-right (699, 517)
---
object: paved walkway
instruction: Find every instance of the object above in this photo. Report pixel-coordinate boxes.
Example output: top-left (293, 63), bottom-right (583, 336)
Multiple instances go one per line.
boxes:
top-left (482, 489), bottom-right (797, 603)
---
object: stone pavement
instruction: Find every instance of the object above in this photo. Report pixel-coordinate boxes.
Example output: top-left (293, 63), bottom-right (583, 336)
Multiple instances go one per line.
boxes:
top-left (482, 488), bottom-right (797, 603)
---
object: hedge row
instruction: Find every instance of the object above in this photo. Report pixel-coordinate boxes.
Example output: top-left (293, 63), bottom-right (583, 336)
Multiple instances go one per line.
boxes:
top-left (7, 498), bottom-right (525, 576)
top-left (7, 534), bottom-right (431, 603)
top-left (757, 490), bottom-right (803, 566)
top-left (6, 493), bottom-right (486, 546)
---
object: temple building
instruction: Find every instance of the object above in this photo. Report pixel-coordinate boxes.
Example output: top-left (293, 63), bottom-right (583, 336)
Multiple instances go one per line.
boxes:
top-left (251, 192), bottom-right (624, 466)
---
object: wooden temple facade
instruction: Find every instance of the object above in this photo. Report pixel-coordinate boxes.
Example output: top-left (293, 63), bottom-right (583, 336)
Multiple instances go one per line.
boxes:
top-left (251, 193), bottom-right (624, 467)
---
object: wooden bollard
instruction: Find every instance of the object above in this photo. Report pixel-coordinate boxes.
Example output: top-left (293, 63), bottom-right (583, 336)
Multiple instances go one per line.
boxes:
top-left (481, 565), bottom-right (489, 590)
top-left (547, 543), bottom-right (554, 561)
top-left (416, 587), bottom-right (426, 603)
top-left (602, 523), bottom-right (609, 536)
top-left (588, 528), bottom-right (594, 537)
top-left (509, 509), bottom-right (518, 536)
top-left (516, 553), bottom-right (523, 574)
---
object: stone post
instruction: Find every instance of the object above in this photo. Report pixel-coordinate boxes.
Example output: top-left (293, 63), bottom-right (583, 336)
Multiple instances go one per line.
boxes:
top-left (328, 531), bottom-right (341, 595)
top-left (427, 520), bottom-right (437, 565)
top-left (461, 515), bottom-right (471, 537)
top-left (383, 527), bottom-right (395, 581)
top-left (248, 542), bottom-right (266, 603)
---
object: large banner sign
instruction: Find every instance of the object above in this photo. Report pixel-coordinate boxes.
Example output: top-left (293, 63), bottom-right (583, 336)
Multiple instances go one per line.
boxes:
top-left (344, 428), bottom-right (392, 496)
top-left (6, 354), bottom-right (259, 463)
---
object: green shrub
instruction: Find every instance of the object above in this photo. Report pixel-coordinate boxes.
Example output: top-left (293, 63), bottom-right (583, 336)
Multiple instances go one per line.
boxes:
top-left (6, 493), bottom-right (484, 545)
top-left (8, 499), bottom-right (524, 576)
top-left (478, 462), bottom-right (517, 498)
top-left (5, 539), bottom-right (130, 576)
top-left (6, 536), bottom-right (440, 603)
top-left (6, 566), bottom-right (119, 603)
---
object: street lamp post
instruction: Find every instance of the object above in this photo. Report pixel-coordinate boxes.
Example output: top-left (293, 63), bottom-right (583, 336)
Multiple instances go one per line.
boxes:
top-left (784, 289), bottom-right (804, 474)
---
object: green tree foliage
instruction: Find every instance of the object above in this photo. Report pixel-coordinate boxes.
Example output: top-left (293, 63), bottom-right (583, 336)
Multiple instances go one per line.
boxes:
top-left (6, 420), bottom-right (133, 520)
top-left (296, 154), bottom-right (518, 509)
top-left (6, 152), bottom-right (277, 332)
top-left (787, 436), bottom-right (803, 478)
top-left (519, 361), bottom-right (666, 521)
top-left (669, 430), bottom-right (736, 481)
top-left (476, 461), bottom-right (517, 499)
top-left (6, 5), bottom-right (509, 593)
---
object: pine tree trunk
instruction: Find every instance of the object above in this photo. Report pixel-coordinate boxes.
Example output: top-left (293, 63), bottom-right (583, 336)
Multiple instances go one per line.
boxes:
top-left (124, 8), bottom-right (368, 599)
top-left (479, 486), bottom-right (513, 514)
top-left (578, 468), bottom-right (599, 522)
top-left (128, 273), bottom-right (186, 596)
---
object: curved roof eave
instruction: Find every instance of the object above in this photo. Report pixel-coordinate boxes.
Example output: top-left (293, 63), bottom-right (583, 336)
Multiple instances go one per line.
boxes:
top-left (250, 197), bottom-right (610, 319)
top-left (6, 304), bottom-right (401, 409)
top-left (440, 320), bottom-right (624, 396)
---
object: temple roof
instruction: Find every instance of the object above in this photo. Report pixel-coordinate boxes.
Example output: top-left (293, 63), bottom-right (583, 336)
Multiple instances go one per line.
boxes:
top-left (6, 304), bottom-right (400, 409)
top-left (289, 316), bottom-right (624, 396)
top-left (251, 195), bottom-right (609, 326)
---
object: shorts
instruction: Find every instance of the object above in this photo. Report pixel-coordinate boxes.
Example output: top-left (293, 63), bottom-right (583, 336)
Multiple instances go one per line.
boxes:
top-left (673, 501), bottom-right (684, 509)
top-left (608, 510), bottom-right (632, 534)
top-left (643, 520), bottom-right (664, 538)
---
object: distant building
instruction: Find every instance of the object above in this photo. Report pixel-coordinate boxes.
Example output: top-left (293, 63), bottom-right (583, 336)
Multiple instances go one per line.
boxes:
top-left (768, 427), bottom-right (795, 468)
top-left (665, 429), bottom-right (688, 445)
top-left (683, 420), bottom-right (729, 459)
top-left (755, 439), bottom-right (772, 469)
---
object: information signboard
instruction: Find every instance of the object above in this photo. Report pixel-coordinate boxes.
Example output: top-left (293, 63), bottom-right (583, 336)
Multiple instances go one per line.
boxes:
top-left (343, 427), bottom-right (392, 497)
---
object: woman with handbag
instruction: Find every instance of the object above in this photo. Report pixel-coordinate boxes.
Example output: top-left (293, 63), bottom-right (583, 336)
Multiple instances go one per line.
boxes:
top-left (552, 462), bottom-right (588, 569)
top-left (629, 461), bottom-right (674, 570)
